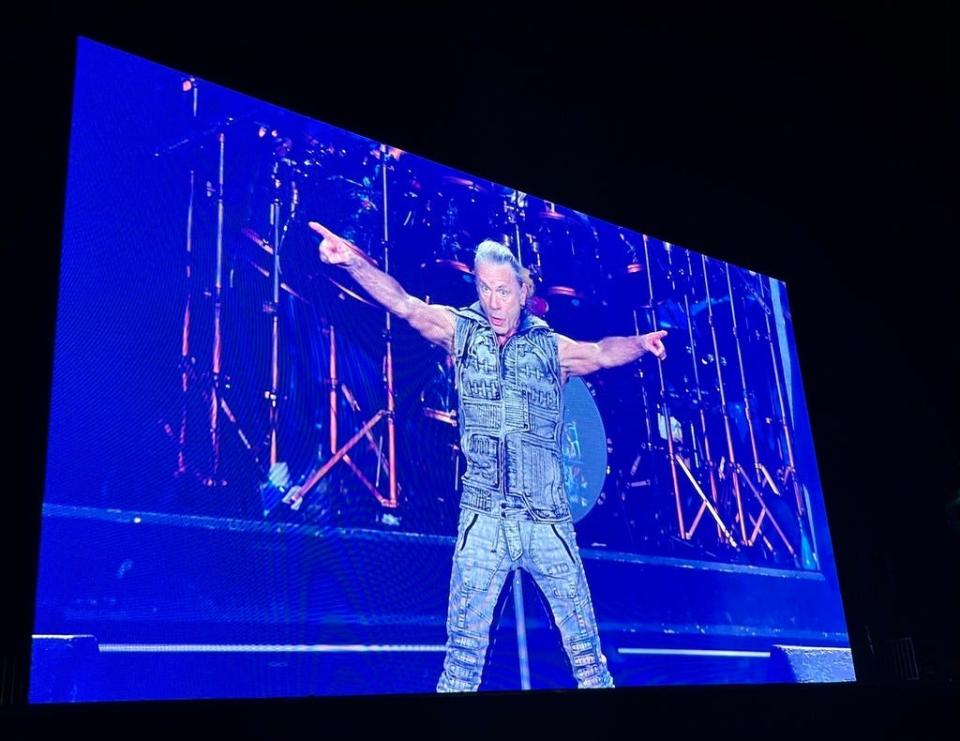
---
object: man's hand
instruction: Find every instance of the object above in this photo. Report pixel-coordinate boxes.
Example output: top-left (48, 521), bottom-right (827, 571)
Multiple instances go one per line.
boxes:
top-left (559, 329), bottom-right (668, 381)
top-left (309, 221), bottom-right (363, 269)
top-left (307, 220), bottom-right (455, 352)
top-left (638, 330), bottom-right (668, 360)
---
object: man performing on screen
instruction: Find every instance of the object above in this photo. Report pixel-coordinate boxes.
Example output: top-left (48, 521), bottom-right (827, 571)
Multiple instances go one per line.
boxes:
top-left (308, 221), bottom-right (667, 692)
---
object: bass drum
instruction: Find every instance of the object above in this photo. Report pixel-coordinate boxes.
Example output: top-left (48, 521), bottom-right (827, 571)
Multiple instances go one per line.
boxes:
top-left (561, 377), bottom-right (608, 523)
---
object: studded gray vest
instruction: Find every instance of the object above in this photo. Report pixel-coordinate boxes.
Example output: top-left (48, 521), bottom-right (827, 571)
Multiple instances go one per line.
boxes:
top-left (452, 302), bottom-right (572, 522)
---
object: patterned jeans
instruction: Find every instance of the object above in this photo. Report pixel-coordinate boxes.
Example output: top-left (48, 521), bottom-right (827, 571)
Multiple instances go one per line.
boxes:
top-left (436, 503), bottom-right (615, 692)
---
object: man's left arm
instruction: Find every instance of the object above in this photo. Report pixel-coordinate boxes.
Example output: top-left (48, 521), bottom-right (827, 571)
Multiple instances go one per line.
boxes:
top-left (557, 331), bottom-right (668, 382)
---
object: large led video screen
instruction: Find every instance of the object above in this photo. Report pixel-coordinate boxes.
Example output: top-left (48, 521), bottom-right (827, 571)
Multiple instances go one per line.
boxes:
top-left (30, 38), bottom-right (853, 702)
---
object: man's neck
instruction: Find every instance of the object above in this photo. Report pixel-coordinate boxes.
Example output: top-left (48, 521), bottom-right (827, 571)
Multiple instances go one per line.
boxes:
top-left (497, 320), bottom-right (521, 346)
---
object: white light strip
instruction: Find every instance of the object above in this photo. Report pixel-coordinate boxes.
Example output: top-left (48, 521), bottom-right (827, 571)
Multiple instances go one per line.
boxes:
top-left (98, 644), bottom-right (446, 654)
top-left (618, 648), bottom-right (771, 658)
top-left (775, 645), bottom-right (852, 652)
top-left (32, 635), bottom-right (86, 640)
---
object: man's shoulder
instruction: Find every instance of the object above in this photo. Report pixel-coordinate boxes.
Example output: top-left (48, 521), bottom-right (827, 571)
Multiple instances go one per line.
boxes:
top-left (524, 313), bottom-right (551, 332)
top-left (452, 302), bottom-right (485, 323)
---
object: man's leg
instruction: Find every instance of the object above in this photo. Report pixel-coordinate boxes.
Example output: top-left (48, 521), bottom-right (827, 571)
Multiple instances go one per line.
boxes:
top-left (525, 519), bottom-right (615, 689)
top-left (437, 511), bottom-right (512, 692)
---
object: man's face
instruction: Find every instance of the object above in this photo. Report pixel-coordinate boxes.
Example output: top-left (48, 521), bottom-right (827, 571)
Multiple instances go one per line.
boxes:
top-left (475, 262), bottom-right (527, 339)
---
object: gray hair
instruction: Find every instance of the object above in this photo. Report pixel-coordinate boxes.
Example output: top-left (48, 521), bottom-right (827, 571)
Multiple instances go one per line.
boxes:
top-left (473, 239), bottom-right (523, 287)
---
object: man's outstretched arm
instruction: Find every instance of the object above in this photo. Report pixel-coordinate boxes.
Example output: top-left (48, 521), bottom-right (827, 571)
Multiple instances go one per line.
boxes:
top-left (557, 331), bottom-right (668, 382)
top-left (309, 221), bottom-right (455, 352)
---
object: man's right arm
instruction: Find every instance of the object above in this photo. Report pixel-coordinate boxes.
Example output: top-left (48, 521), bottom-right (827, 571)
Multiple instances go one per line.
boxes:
top-left (310, 221), bottom-right (456, 352)
top-left (346, 259), bottom-right (456, 352)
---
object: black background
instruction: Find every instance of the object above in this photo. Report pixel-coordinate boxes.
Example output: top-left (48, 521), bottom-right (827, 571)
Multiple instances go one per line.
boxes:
top-left (3, 2), bottom-right (957, 737)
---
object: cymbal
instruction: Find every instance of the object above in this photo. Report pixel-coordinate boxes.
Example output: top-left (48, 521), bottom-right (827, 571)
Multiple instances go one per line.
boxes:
top-left (534, 208), bottom-right (569, 221)
top-left (243, 259), bottom-right (308, 303)
top-left (541, 285), bottom-right (594, 315)
top-left (441, 175), bottom-right (487, 192)
top-left (325, 276), bottom-right (377, 308)
top-left (370, 145), bottom-right (406, 161)
top-left (544, 285), bottom-right (585, 300)
top-left (241, 227), bottom-right (273, 255)
top-left (325, 174), bottom-right (369, 189)
top-left (533, 206), bottom-right (595, 224)
top-left (421, 258), bottom-right (473, 277)
top-left (423, 407), bottom-right (457, 426)
top-left (420, 258), bottom-right (476, 306)
top-left (633, 298), bottom-right (674, 311)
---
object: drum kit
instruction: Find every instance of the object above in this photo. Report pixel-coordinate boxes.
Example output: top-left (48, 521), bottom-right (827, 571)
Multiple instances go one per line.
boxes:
top-left (161, 95), bottom-right (816, 567)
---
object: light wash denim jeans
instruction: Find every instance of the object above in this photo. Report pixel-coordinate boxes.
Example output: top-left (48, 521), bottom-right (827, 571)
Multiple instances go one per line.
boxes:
top-left (436, 504), bottom-right (615, 692)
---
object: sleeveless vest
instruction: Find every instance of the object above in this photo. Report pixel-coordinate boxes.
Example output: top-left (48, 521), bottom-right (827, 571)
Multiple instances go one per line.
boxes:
top-left (452, 302), bottom-right (571, 522)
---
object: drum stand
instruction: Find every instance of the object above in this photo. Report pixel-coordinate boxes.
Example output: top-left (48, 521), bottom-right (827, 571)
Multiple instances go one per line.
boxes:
top-left (704, 257), bottom-right (795, 558)
top-left (641, 237), bottom-right (737, 547)
top-left (504, 188), bottom-right (527, 264)
top-left (173, 77), bottom-right (200, 480)
top-left (284, 145), bottom-right (400, 511)
top-left (724, 261), bottom-right (797, 557)
top-left (257, 155), bottom-right (305, 515)
top-left (264, 157), bottom-right (300, 469)
top-left (166, 101), bottom-right (266, 497)
top-left (676, 248), bottom-right (737, 547)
